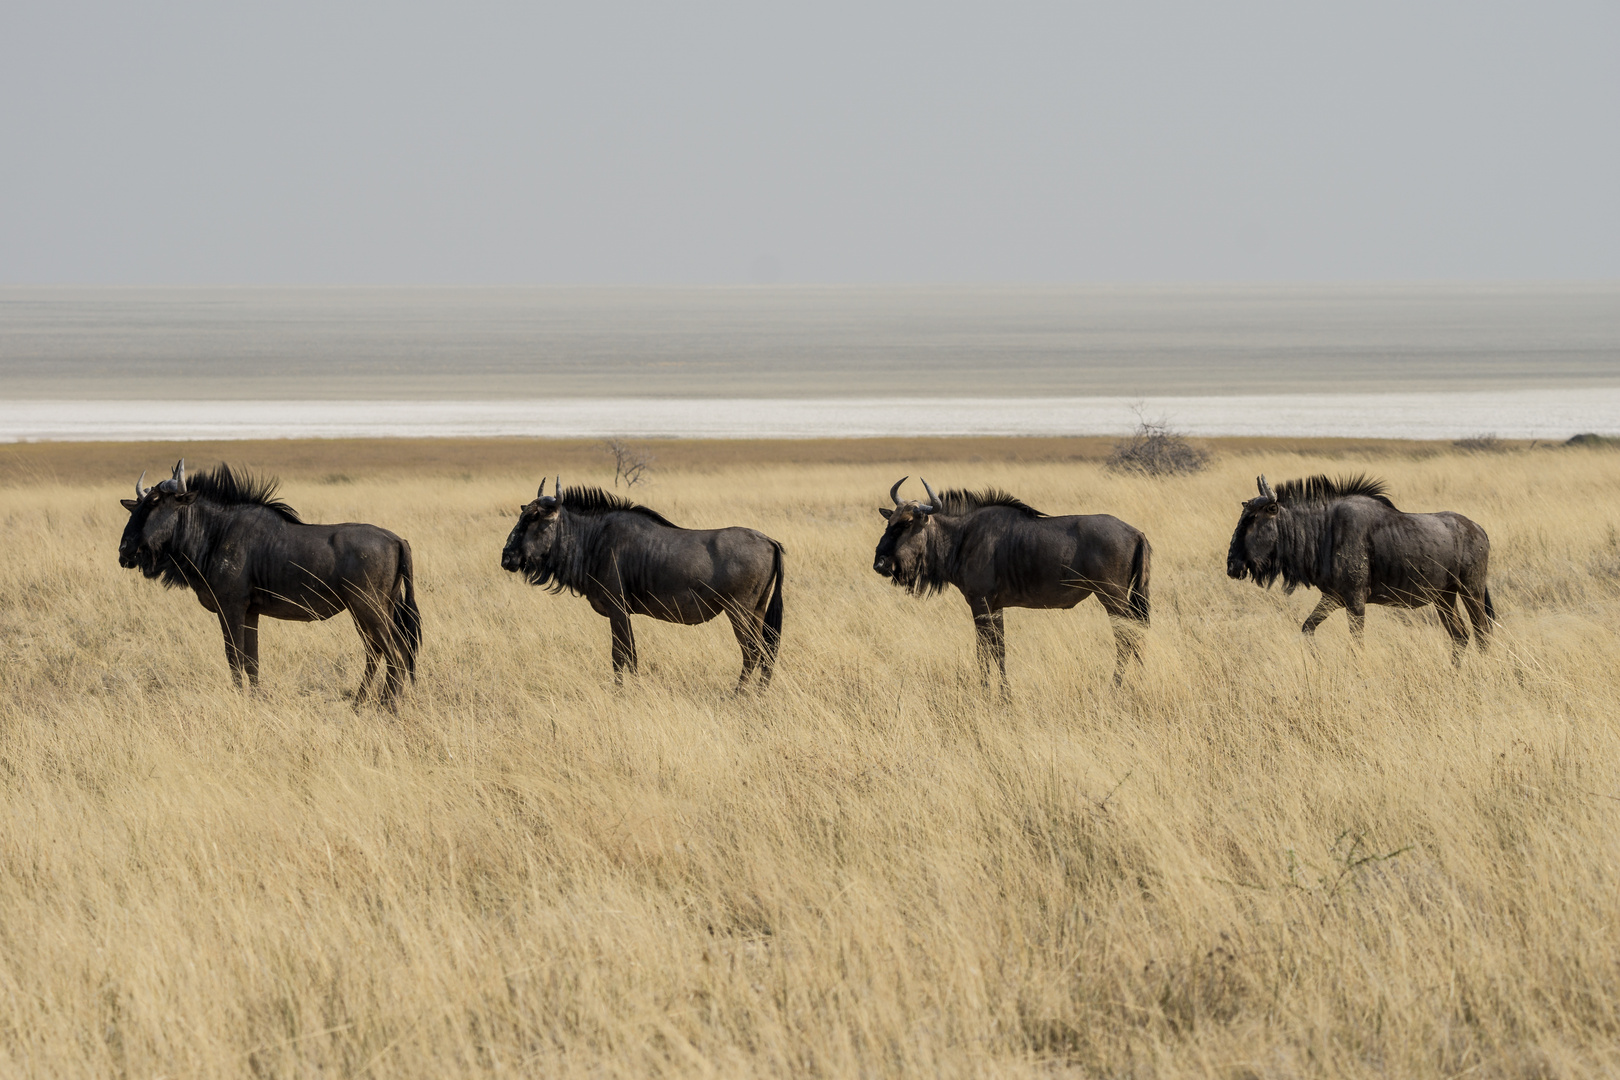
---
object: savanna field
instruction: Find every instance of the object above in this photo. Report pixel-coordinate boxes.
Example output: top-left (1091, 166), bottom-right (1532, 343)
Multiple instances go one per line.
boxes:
top-left (3, 439), bottom-right (1620, 1078)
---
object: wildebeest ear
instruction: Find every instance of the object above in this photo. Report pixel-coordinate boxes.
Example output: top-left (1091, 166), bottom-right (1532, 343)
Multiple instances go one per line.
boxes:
top-left (120, 498), bottom-right (139, 511)
top-left (176, 490), bottom-right (200, 505)
top-left (878, 507), bottom-right (893, 519)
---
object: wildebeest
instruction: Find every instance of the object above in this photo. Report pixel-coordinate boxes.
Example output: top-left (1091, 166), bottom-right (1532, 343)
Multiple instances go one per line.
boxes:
top-left (872, 477), bottom-right (1151, 690)
top-left (118, 460), bottom-right (421, 705)
top-left (1226, 474), bottom-right (1495, 659)
top-left (501, 479), bottom-right (785, 689)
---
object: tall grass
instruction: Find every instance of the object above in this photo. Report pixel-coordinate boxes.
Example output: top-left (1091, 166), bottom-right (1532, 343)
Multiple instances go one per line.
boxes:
top-left (2, 448), bottom-right (1619, 1077)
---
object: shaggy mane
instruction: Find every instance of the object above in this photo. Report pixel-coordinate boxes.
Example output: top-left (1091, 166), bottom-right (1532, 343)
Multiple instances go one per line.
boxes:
top-left (561, 486), bottom-right (678, 527)
top-left (934, 488), bottom-right (1046, 518)
top-left (1273, 474), bottom-right (1396, 510)
top-left (187, 464), bottom-right (302, 523)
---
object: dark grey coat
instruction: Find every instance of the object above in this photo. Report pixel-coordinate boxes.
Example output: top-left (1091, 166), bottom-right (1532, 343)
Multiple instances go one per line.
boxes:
top-left (873, 478), bottom-right (1150, 689)
top-left (118, 461), bottom-right (421, 704)
top-left (1226, 474), bottom-right (1494, 657)
top-left (501, 482), bottom-right (784, 690)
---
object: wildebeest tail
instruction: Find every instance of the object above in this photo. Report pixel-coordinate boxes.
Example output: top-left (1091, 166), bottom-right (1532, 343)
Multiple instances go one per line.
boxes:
top-left (763, 542), bottom-right (785, 658)
top-left (1484, 586), bottom-right (1496, 624)
top-left (1127, 534), bottom-right (1151, 625)
top-left (392, 538), bottom-right (422, 682)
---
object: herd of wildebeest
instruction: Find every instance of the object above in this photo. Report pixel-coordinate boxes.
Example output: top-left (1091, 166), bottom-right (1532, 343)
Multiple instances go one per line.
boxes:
top-left (115, 459), bottom-right (1497, 707)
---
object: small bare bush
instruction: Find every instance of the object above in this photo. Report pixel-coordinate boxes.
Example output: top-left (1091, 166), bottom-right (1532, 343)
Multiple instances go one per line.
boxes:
top-left (1107, 415), bottom-right (1210, 476)
top-left (1453, 433), bottom-right (1505, 453)
top-left (601, 438), bottom-right (654, 487)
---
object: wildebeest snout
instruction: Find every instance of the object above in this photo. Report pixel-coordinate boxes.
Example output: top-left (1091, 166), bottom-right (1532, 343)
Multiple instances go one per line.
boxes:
top-left (119, 540), bottom-right (147, 571)
top-left (500, 547), bottom-right (523, 573)
top-left (1226, 556), bottom-right (1245, 579)
top-left (873, 555), bottom-right (893, 576)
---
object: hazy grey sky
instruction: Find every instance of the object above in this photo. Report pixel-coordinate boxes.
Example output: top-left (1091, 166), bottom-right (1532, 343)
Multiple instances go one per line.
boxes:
top-left (2, 1), bottom-right (1616, 284)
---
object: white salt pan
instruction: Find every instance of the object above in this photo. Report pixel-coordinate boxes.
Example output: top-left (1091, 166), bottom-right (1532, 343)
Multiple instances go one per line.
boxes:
top-left (3, 389), bottom-right (1618, 442)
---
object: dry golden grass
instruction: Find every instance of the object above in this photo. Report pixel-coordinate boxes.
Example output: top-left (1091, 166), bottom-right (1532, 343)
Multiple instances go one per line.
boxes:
top-left (3, 441), bottom-right (1620, 1077)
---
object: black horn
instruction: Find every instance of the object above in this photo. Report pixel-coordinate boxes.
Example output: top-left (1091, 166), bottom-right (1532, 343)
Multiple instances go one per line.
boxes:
top-left (889, 477), bottom-right (908, 506)
top-left (135, 471), bottom-right (149, 499)
top-left (1257, 475), bottom-right (1275, 501)
top-left (919, 478), bottom-right (940, 513)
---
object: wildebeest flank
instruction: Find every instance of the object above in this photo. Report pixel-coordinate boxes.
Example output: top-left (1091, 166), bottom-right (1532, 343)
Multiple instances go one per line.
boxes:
top-left (501, 479), bottom-right (784, 689)
top-left (118, 460), bottom-right (421, 705)
top-left (873, 477), bottom-right (1151, 690)
top-left (1226, 474), bottom-right (1495, 659)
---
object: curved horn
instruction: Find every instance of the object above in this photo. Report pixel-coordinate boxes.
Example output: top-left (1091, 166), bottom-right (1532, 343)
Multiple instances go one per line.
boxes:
top-left (554, 475), bottom-right (561, 502)
top-left (889, 476), bottom-right (908, 506)
top-left (135, 470), bottom-right (148, 499)
top-left (919, 477), bottom-right (940, 513)
top-left (536, 477), bottom-right (547, 499)
top-left (172, 458), bottom-right (186, 494)
top-left (1257, 475), bottom-right (1275, 501)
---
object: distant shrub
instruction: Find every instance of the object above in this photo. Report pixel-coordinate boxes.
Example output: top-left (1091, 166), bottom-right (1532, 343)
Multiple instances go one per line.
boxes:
top-left (1107, 416), bottom-right (1210, 477)
top-left (1453, 433), bottom-right (1505, 453)
top-left (1566, 433), bottom-right (1619, 448)
top-left (601, 438), bottom-right (654, 487)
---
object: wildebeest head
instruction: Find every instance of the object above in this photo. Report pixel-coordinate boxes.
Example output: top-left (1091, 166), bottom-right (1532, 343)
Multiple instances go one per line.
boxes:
top-left (502, 476), bottom-right (564, 585)
top-left (1227, 474), bottom-right (1282, 586)
top-left (873, 476), bottom-right (941, 587)
top-left (118, 459), bottom-right (198, 577)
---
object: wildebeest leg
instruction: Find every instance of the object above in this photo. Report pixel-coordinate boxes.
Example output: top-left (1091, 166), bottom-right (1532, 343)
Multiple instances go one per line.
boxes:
top-left (609, 612), bottom-right (638, 684)
top-left (971, 604), bottom-right (1008, 693)
top-left (1301, 595), bottom-right (1341, 637)
top-left (379, 631), bottom-right (406, 709)
top-left (352, 647), bottom-right (380, 703)
top-left (241, 609), bottom-right (262, 688)
top-left (348, 601), bottom-right (394, 707)
top-left (1460, 588), bottom-right (1492, 653)
top-left (1095, 589), bottom-right (1144, 687)
top-left (1107, 620), bottom-right (1143, 687)
top-left (375, 586), bottom-right (408, 709)
top-left (1345, 593), bottom-right (1367, 643)
top-left (755, 601), bottom-right (780, 689)
top-left (1436, 589), bottom-right (1470, 666)
top-left (217, 607), bottom-right (251, 689)
top-left (726, 607), bottom-right (764, 692)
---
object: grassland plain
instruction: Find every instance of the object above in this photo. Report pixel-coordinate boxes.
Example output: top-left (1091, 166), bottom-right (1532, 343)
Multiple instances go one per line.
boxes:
top-left (2, 440), bottom-right (1619, 1078)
